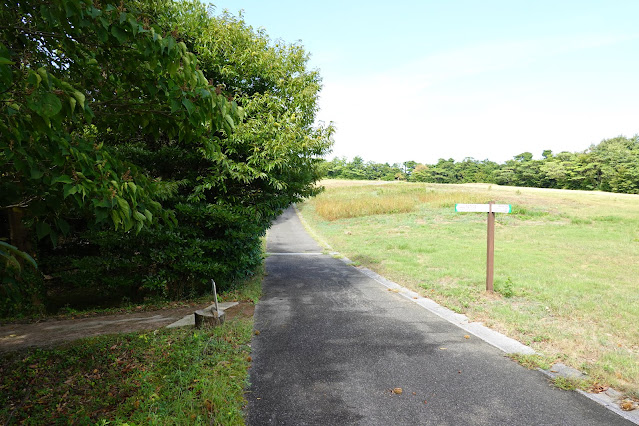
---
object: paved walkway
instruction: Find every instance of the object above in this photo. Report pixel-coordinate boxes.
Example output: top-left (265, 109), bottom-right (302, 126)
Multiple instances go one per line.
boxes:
top-left (0, 302), bottom-right (242, 352)
top-left (247, 206), bottom-right (634, 425)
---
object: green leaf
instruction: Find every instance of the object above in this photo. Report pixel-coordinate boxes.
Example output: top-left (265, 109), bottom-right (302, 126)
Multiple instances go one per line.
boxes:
top-left (128, 16), bottom-right (139, 36)
top-left (72, 91), bottom-right (85, 109)
top-left (225, 114), bottom-right (235, 129)
top-left (56, 218), bottom-right (71, 236)
top-left (182, 99), bottom-right (195, 115)
top-left (111, 26), bottom-right (128, 44)
top-left (168, 60), bottom-right (179, 76)
top-left (30, 167), bottom-right (44, 179)
top-left (28, 92), bottom-right (62, 118)
top-left (53, 175), bottom-right (73, 184)
top-left (133, 211), bottom-right (146, 222)
top-left (49, 229), bottom-right (59, 247)
top-left (96, 26), bottom-right (108, 42)
top-left (117, 197), bottom-right (131, 219)
top-left (167, 36), bottom-right (176, 53)
top-left (111, 209), bottom-right (121, 230)
top-left (0, 241), bottom-right (37, 269)
top-left (95, 207), bottom-right (108, 223)
top-left (170, 98), bottom-right (181, 113)
top-left (63, 184), bottom-right (78, 198)
top-left (36, 222), bottom-right (51, 240)
top-left (0, 58), bottom-right (14, 65)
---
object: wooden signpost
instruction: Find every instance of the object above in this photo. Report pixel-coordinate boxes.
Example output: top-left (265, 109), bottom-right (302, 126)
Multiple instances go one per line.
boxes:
top-left (455, 201), bottom-right (511, 292)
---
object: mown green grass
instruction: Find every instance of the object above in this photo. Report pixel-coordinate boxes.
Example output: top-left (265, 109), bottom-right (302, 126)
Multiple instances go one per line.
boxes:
top-left (302, 180), bottom-right (639, 397)
top-left (0, 269), bottom-right (263, 425)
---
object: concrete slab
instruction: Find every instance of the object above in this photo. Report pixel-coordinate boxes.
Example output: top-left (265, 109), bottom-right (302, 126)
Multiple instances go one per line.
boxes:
top-left (166, 302), bottom-right (238, 328)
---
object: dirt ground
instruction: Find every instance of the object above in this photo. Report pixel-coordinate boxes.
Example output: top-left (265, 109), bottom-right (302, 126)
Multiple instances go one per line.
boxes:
top-left (0, 302), bottom-right (254, 353)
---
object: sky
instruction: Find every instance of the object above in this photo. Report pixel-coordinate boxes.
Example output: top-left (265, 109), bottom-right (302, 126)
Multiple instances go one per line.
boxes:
top-left (210, 0), bottom-right (639, 165)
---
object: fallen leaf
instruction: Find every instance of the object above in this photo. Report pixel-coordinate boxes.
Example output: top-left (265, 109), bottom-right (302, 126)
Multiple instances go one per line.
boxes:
top-left (412, 392), bottom-right (416, 395)
top-left (464, 335), bottom-right (470, 339)
top-left (247, 356), bottom-right (252, 362)
top-left (588, 384), bottom-right (609, 394)
top-left (620, 400), bottom-right (636, 411)
top-left (204, 399), bottom-right (213, 412)
top-left (439, 347), bottom-right (447, 350)
top-left (388, 289), bottom-right (400, 293)
top-left (254, 330), bottom-right (260, 335)
top-left (392, 387), bottom-right (403, 395)
top-left (413, 297), bottom-right (419, 299)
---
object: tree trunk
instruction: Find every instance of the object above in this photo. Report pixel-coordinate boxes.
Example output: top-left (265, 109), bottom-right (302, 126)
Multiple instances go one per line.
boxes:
top-left (7, 207), bottom-right (32, 256)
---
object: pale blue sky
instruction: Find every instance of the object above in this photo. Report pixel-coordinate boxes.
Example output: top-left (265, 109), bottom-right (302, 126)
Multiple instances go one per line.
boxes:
top-left (211, 1), bottom-right (639, 164)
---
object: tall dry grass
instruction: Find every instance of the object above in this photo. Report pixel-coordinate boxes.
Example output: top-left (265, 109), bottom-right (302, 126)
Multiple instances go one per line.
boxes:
top-left (314, 194), bottom-right (416, 220)
top-left (313, 183), bottom-right (495, 220)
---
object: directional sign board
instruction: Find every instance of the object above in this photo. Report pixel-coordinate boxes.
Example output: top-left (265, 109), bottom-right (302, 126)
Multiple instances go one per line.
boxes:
top-left (455, 204), bottom-right (511, 214)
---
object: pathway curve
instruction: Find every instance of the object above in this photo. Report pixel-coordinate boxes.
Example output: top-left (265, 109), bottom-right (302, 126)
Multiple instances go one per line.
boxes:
top-left (247, 206), bottom-right (634, 425)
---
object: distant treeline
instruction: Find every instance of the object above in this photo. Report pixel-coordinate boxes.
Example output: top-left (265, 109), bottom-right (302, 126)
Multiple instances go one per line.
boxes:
top-left (322, 135), bottom-right (639, 194)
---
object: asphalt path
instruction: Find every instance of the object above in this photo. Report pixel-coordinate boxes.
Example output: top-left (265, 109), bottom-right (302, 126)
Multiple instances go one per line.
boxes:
top-left (247, 206), bottom-right (633, 425)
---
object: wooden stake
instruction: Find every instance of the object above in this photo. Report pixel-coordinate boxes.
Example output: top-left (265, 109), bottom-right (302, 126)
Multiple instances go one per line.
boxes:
top-left (211, 279), bottom-right (219, 312)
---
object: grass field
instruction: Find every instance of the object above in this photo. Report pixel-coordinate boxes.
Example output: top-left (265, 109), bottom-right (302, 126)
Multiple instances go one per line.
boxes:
top-left (299, 180), bottom-right (639, 398)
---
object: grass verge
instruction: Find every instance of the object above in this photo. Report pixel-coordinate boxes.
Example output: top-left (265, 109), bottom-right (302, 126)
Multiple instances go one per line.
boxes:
top-left (0, 267), bottom-right (263, 425)
top-left (303, 180), bottom-right (639, 398)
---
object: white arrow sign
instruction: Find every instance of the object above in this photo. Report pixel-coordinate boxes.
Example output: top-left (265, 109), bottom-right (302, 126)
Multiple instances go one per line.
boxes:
top-left (455, 204), bottom-right (512, 214)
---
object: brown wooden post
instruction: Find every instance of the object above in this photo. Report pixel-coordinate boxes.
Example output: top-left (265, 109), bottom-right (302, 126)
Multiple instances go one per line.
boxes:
top-left (486, 201), bottom-right (495, 292)
top-left (7, 207), bottom-right (32, 256)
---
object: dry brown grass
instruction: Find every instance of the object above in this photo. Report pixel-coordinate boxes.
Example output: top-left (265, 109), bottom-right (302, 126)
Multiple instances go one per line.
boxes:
top-left (314, 193), bottom-right (416, 221)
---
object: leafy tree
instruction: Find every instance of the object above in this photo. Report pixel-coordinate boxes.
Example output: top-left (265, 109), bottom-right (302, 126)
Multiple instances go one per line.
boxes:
top-left (1, 0), bottom-right (332, 314)
top-left (409, 164), bottom-right (430, 182)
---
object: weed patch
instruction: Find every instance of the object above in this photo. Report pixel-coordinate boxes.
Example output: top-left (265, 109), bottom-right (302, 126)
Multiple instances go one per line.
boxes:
top-left (0, 319), bottom-right (253, 424)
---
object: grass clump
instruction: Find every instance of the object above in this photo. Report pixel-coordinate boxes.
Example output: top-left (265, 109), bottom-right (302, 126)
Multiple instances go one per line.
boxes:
top-left (508, 354), bottom-right (555, 370)
top-left (495, 277), bottom-right (515, 298)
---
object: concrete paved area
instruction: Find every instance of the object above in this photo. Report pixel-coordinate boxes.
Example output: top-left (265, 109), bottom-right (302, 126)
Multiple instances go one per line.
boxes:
top-left (0, 302), bottom-right (221, 352)
top-left (247, 206), bottom-right (634, 425)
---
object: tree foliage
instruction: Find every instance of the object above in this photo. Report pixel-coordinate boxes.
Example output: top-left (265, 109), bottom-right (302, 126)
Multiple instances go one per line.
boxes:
top-left (0, 0), bottom-right (332, 315)
top-left (324, 135), bottom-right (639, 194)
